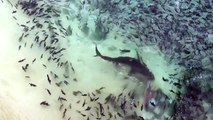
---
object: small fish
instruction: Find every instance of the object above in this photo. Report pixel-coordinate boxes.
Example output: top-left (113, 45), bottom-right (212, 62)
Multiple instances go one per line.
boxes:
top-left (54, 74), bottom-right (58, 78)
top-left (40, 101), bottom-right (49, 106)
top-left (108, 112), bottom-right (112, 118)
top-left (73, 91), bottom-right (82, 96)
top-left (117, 112), bottom-right (123, 118)
top-left (140, 104), bottom-right (143, 111)
top-left (94, 97), bottom-right (99, 101)
top-left (73, 78), bottom-right (77, 82)
top-left (18, 58), bottom-right (26, 63)
top-left (13, 16), bottom-right (17, 20)
top-left (162, 77), bottom-right (169, 82)
top-left (18, 45), bottom-right (21, 50)
top-left (120, 49), bottom-right (130, 54)
top-left (69, 104), bottom-right (72, 109)
top-left (59, 104), bottom-right (64, 111)
top-left (58, 96), bottom-right (67, 102)
top-left (80, 113), bottom-right (86, 117)
top-left (76, 100), bottom-right (80, 104)
top-left (46, 88), bottom-right (51, 95)
top-left (47, 74), bottom-right (51, 84)
top-left (24, 33), bottom-right (29, 38)
top-left (170, 89), bottom-right (176, 94)
top-left (22, 66), bottom-right (26, 72)
top-left (82, 99), bottom-right (86, 107)
top-left (82, 94), bottom-right (87, 96)
top-left (40, 54), bottom-right (43, 59)
top-left (66, 25), bottom-right (72, 36)
top-left (63, 108), bottom-right (67, 118)
top-left (32, 58), bottom-right (36, 63)
top-left (64, 80), bottom-right (69, 85)
top-left (29, 83), bottom-right (36, 87)
top-left (12, 10), bottom-right (17, 14)
top-left (30, 43), bottom-right (33, 48)
top-left (85, 106), bottom-right (91, 111)
top-left (24, 64), bottom-right (29, 69)
top-left (173, 82), bottom-right (182, 89)
top-left (42, 64), bottom-right (47, 69)
top-left (61, 89), bottom-right (66, 95)
top-left (25, 76), bottom-right (30, 78)
top-left (149, 100), bottom-right (156, 107)
top-left (55, 81), bottom-right (63, 87)
top-left (98, 102), bottom-right (104, 116)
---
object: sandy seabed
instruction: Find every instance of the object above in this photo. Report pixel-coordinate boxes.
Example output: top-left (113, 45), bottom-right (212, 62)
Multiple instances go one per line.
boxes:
top-left (0, 0), bottom-right (180, 120)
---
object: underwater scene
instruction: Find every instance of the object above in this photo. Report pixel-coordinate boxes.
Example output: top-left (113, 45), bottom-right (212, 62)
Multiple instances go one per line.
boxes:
top-left (0, 0), bottom-right (213, 120)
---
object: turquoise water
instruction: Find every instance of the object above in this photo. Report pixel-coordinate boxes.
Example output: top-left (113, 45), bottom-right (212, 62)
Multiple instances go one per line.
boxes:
top-left (0, 0), bottom-right (212, 120)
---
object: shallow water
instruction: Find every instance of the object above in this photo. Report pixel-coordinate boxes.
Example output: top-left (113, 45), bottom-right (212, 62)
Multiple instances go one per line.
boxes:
top-left (0, 0), bottom-right (213, 120)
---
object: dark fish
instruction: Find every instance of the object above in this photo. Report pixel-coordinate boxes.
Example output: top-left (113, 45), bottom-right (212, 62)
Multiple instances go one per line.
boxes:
top-left (61, 89), bottom-right (66, 95)
top-left (18, 45), bottom-right (21, 50)
top-left (69, 104), bottom-right (72, 109)
top-left (32, 58), bottom-right (36, 63)
top-left (18, 33), bottom-right (24, 42)
top-left (150, 101), bottom-right (156, 107)
top-left (76, 100), bottom-right (80, 104)
top-left (82, 94), bottom-right (87, 96)
top-left (22, 66), bottom-right (26, 72)
top-left (24, 33), bottom-right (29, 37)
top-left (73, 78), bottom-right (77, 82)
top-left (24, 64), bottom-right (29, 70)
top-left (62, 108), bottom-right (67, 118)
top-left (18, 58), bottom-right (26, 63)
top-left (46, 88), bottom-right (51, 95)
top-left (98, 102), bottom-right (105, 116)
top-left (108, 112), bottom-right (112, 118)
top-left (25, 76), bottom-right (30, 78)
top-left (94, 97), bottom-right (99, 101)
top-left (40, 54), bottom-right (43, 59)
top-left (40, 101), bottom-right (49, 106)
top-left (120, 49), bottom-right (130, 54)
top-left (94, 45), bottom-right (154, 81)
top-left (24, 42), bottom-right (27, 47)
top-left (59, 104), bottom-right (64, 111)
top-left (47, 74), bottom-right (51, 84)
top-left (66, 25), bottom-right (72, 36)
top-left (58, 96), bottom-right (67, 102)
top-left (85, 106), bottom-right (91, 111)
top-left (73, 91), bottom-right (82, 96)
top-left (162, 77), bottom-right (169, 82)
top-left (82, 99), bottom-right (86, 107)
top-left (64, 80), bottom-right (69, 85)
top-left (12, 10), bottom-right (17, 14)
top-left (80, 113), bottom-right (86, 117)
top-left (117, 112), bottom-right (123, 118)
top-left (42, 64), bottom-right (47, 69)
top-left (30, 43), bottom-right (33, 48)
top-left (54, 74), bottom-right (58, 79)
top-left (13, 16), bottom-right (17, 20)
top-left (55, 81), bottom-right (63, 87)
top-left (173, 82), bottom-right (182, 89)
top-left (117, 93), bottom-right (123, 101)
top-left (29, 83), bottom-right (36, 87)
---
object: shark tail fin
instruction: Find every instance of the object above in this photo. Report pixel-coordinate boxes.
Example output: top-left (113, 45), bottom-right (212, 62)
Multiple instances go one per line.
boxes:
top-left (94, 44), bottom-right (102, 57)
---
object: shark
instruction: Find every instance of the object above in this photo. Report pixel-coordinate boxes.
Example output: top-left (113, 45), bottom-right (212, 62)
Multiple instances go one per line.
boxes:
top-left (94, 45), bottom-right (155, 82)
